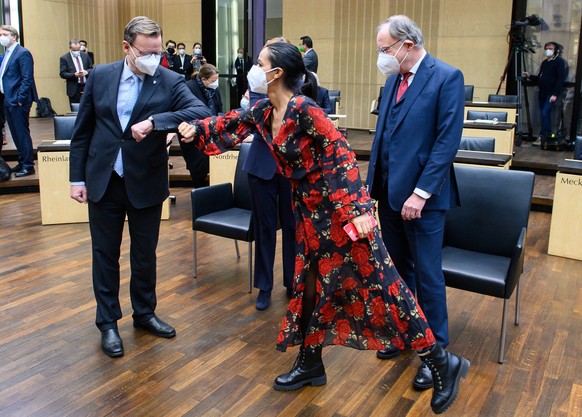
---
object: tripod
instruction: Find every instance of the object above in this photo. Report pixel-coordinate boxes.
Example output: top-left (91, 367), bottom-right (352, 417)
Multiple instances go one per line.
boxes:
top-left (497, 41), bottom-right (534, 145)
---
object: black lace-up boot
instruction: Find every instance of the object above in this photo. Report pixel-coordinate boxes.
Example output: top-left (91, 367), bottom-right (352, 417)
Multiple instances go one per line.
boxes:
top-left (273, 346), bottom-right (326, 391)
top-left (419, 344), bottom-right (470, 414)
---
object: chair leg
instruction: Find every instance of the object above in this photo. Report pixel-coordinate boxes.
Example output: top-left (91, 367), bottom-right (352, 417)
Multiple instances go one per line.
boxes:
top-left (234, 240), bottom-right (240, 259)
top-left (248, 242), bottom-right (253, 293)
top-left (193, 230), bottom-right (198, 278)
top-left (499, 298), bottom-right (509, 364)
top-left (515, 280), bottom-right (520, 325)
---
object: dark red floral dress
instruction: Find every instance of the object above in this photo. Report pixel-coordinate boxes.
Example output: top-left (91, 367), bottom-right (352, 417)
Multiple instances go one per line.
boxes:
top-left (190, 95), bottom-right (435, 353)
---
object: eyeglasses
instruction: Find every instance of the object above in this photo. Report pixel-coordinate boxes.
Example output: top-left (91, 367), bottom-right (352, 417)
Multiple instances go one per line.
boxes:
top-left (376, 39), bottom-right (402, 55)
top-left (130, 43), bottom-right (162, 60)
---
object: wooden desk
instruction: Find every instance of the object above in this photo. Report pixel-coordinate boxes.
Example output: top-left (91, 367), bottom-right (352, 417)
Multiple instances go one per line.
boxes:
top-left (462, 121), bottom-right (516, 156)
top-left (548, 159), bottom-right (582, 260)
top-left (454, 150), bottom-right (512, 169)
top-left (209, 148), bottom-right (239, 186)
top-left (37, 141), bottom-right (170, 225)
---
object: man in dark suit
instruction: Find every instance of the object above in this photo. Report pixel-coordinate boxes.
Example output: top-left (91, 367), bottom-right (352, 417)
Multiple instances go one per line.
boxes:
top-left (69, 16), bottom-right (210, 358)
top-left (59, 39), bottom-right (93, 105)
top-left (79, 40), bottom-right (95, 64)
top-left (365, 15), bottom-right (464, 389)
top-left (172, 42), bottom-right (193, 79)
top-left (233, 47), bottom-right (252, 101)
top-left (0, 25), bottom-right (38, 177)
top-left (244, 90), bottom-right (295, 310)
top-left (300, 36), bottom-right (318, 73)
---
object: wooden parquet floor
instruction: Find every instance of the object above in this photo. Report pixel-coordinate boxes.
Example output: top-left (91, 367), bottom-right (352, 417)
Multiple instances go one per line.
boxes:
top-left (0, 189), bottom-right (581, 416)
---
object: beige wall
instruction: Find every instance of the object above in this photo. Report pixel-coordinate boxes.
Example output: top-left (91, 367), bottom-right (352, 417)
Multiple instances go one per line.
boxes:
top-left (283, 0), bottom-right (513, 130)
top-left (20, 0), bottom-right (512, 126)
top-left (21, 0), bottom-right (202, 115)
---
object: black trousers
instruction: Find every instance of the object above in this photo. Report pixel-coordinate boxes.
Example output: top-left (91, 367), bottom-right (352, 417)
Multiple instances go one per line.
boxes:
top-left (88, 173), bottom-right (163, 331)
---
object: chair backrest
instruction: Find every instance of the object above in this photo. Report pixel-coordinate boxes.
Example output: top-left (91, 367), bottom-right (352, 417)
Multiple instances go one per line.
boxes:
top-left (53, 115), bottom-right (77, 140)
top-left (464, 85), bottom-right (474, 102)
top-left (233, 142), bottom-right (253, 210)
top-left (487, 94), bottom-right (518, 104)
top-left (328, 90), bottom-right (340, 113)
top-left (70, 102), bottom-right (80, 112)
top-left (444, 165), bottom-right (534, 257)
top-left (574, 136), bottom-right (582, 160)
top-left (459, 136), bottom-right (495, 152)
top-left (466, 110), bottom-right (508, 122)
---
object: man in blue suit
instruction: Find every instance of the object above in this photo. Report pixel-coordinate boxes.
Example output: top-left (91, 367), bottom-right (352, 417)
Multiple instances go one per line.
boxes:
top-left (0, 25), bottom-right (38, 177)
top-left (365, 15), bottom-right (464, 390)
top-left (69, 16), bottom-right (210, 357)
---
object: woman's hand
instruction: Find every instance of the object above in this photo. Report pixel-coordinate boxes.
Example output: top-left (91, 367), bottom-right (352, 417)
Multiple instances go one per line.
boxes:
top-left (351, 213), bottom-right (377, 239)
top-left (178, 122), bottom-right (196, 143)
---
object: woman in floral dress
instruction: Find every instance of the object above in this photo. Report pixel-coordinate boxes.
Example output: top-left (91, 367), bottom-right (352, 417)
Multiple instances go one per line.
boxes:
top-left (178, 42), bottom-right (469, 414)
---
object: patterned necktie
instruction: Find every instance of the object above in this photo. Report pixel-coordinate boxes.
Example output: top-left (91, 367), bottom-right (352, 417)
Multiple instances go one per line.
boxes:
top-left (75, 56), bottom-right (86, 84)
top-left (114, 74), bottom-right (142, 177)
top-left (396, 72), bottom-right (412, 102)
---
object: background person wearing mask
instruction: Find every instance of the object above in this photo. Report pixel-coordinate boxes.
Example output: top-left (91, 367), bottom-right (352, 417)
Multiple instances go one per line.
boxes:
top-left (59, 39), bottom-right (93, 105)
top-left (160, 39), bottom-right (175, 70)
top-left (172, 42), bottom-right (193, 79)
top-left (0, 25), bottom-right (38, 178)
top-left (183, 63), bottom-right (222, 187)
top-left (79, 40), bottom-right (95, 64)
top-left (523, 42), bottom-right (568, 146)
top-left (190, 42), bottom-right (207, 73)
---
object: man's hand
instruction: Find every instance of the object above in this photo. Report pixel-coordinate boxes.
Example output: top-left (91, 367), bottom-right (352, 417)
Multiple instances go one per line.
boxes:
top-left (70, 185), bottom-right (87, 203)
top-left (131, 119), bottom-right (154, 142)
top-left (401, 193), bottom-right (427, 221)
top-left (178, 122), bottom-right (196, 143)
top-left (549, 95), bottom-right (557, 103)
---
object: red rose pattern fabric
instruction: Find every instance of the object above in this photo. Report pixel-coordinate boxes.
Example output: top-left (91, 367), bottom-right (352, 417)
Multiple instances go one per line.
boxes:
top-left (190, 96), bottom-right (435, 353)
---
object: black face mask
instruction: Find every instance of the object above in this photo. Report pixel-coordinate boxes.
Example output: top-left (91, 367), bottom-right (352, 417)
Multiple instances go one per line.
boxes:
top-left (167, 47), bottom-right (175, 55)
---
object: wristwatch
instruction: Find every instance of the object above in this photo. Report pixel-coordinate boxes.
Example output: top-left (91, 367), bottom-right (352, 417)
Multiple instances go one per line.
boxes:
top-left (148, 116), bottom-right (155, 129)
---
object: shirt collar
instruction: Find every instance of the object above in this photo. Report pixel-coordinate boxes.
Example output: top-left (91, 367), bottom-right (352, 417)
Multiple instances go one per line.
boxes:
top-left (122, 57), bottom-right (145, 82)
top-left (5, 42), bottom-right (17, 53)
top-left (408, 50), bottom-right (427, 76)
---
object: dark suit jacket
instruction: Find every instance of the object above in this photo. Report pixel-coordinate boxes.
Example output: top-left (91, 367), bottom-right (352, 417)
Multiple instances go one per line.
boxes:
top-left (234, 56), bottom-right (252, 75)
top-left (303, 49), bottom-right (318, 73)
top-left (366, 53), bottom-right (464, 212)
top-left (172, 53), bottom-right (194, 79)
top-left (1, 44), bottom-right (38, 106)
top-left (185, 77), bottom-right (223, 115)
top-left (69, 60), bottom-right (210, 208)
top-left (59, 51), bottom-right (93, 97)
top-left (316, 86), bottom-right (332, 115)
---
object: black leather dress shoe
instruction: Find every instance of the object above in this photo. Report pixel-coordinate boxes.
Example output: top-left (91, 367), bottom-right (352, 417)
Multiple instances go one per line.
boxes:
top-left (376, 345), bottom-right (402, 360)
top-left (101, 329), bottom-right (124, 357)
top-left (10, 164), bottom-right (22, 173)
top-left (15, 167), bottom-right (35, 177)
top-left (413, 363), bottom-right (434, 390)
top-left (133, 315), bottom-right (176, 338)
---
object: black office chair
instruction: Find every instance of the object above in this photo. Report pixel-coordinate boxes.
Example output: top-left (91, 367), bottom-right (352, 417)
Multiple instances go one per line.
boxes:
top-left (464, 85), bottom-right (474, 102)
top-left (328, 90), bottom-right (341, 114)
top-left (370, 86), bottom-right (384, 116)
top-left (459, 136), bottom-right (495, 152)
top-left (487, 94), bottom-right (518, 104)
top-left (53, 115), bottom-right (77, 140)
top-left (574, 136), bottom-right (582, 160)
top-left (190, 143), bottom-right (254, 292)
top-left (70, 102), bottom-right (80, 112)
top-left (442, 165), bottom-right (534, 363)
top-left (467, 110), bottom-right (508, 122)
